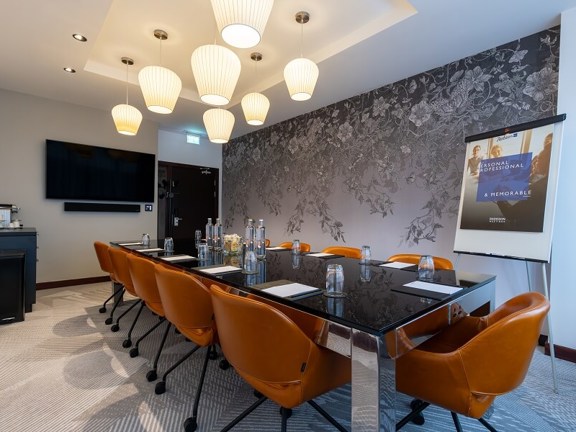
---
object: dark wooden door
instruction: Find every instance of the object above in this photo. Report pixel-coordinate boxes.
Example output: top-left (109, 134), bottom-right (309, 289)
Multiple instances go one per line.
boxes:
top-left (158, 162), bottom-right (218, 248)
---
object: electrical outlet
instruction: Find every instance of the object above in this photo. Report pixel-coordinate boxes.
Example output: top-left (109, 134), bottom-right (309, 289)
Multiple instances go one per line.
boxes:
top-left (144, 204), bottom-right (153, 211)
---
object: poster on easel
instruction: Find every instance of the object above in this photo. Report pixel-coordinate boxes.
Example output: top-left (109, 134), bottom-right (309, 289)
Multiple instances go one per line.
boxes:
top-left (454, 114), bottom-right (566, 262)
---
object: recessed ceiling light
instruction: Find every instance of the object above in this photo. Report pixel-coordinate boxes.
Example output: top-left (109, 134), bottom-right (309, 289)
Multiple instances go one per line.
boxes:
top-left (72, 33), bottom-right (87, 42)
top-left (63, 67), bottom-right (76, 73)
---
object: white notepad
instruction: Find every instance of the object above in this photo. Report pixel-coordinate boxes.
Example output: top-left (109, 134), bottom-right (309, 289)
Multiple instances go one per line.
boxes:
top-left (403, 280), bottom-right (462, 295)
top-left (199, 265), bottom-right (242, 274)
top-left (117, 242), bottom-right (142, 246)
top-left (266, 247), bottom-right (289, 250)
top-left (380, 261), bottom-right (414, 269)
top-left (262, 282), bottom-right (320, 299)
top-left (306, 252), bottom-right (336, 258)
top-left (136, 247), bottom-right (164, 253)
top-left (160, 254), bottom-right (195, 262)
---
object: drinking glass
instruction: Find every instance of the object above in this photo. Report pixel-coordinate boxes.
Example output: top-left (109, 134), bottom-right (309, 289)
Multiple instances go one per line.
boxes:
top-left (360, 263), bottom-right (372, 282)
top-left (198, 243), bottom-right (208, 260)
top-left (418, 255), bottom-right (435, 281)
top-left (325, 263), bottom-right (345, 297)
top-left (141, 233), bottom-right (150, 246)
top-left (195, 230), bottom-right (202, 249)
top-left (360, 245), bottom-right (371, 264)
top-left (163, 237), bottom-right (174, 253)
top-left (292, 239), bottom-right (301, 255)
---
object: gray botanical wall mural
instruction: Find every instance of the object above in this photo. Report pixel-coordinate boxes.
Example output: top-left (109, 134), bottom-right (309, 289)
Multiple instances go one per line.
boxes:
top-left (223, 27), bottom-right (559, 254)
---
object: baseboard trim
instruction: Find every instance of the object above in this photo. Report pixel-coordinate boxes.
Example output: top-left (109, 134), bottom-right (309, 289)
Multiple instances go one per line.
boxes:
top-left (37, 276), bottom-right (109, 290)
top-left (544, 342), bottom-right (576, 364)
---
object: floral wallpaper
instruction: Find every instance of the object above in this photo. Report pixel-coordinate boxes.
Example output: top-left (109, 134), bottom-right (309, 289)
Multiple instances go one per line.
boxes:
top-left (222, 27), bottom-right (559, 250)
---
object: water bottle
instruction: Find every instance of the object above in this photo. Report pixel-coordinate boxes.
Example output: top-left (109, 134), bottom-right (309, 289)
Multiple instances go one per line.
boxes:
top-left (205, 218), bottom-right (214, 250)
top-left (292, 239), bottom-right (301, 255)
top-left (213, 218), bottom-right (223, 251)
top-left (255, 219), bottom-right (266, 260)
top-left (243, 250), bottom-right (258, 274)
top-left (245, 218), bottom-right (255, 252)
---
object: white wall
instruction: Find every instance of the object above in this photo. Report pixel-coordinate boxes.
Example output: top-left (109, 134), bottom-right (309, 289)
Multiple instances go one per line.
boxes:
top-left (0, 89), bottom-right (158, 283)
top-left (551, 8), bottom-right (576, 350)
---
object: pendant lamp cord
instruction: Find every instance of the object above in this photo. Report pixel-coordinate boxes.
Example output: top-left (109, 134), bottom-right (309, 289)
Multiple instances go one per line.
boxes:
top-left (124, 62), bottom-right (129, 105)
top-left (300, 20), bottom-right (304, 58)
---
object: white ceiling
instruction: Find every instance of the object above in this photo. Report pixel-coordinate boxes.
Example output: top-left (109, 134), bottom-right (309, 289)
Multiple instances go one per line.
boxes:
top-left (2, 0), bottom-right (576, 140)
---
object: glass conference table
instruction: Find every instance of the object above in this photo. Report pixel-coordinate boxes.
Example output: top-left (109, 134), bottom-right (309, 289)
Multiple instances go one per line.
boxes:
top-left (113, 240), bottom-right (495, 432)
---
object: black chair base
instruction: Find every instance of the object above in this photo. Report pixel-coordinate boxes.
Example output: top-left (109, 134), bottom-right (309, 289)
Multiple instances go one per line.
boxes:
top-left (218, 395), bottom-right (348, 432)
top-left (396, 399), bottom-right (498, 432)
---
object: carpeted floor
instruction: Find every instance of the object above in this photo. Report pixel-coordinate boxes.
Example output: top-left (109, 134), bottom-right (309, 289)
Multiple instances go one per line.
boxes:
top-left (0, 282), bottom-right (575, 432)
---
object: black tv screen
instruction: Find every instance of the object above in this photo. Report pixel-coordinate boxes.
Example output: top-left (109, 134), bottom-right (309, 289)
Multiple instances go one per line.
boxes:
top-left (45, 139), bottom-right (156, 202)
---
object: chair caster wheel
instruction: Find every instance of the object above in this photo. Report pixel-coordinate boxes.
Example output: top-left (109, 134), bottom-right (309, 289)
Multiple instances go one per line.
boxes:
top-left (412, 413), bottom-right (425, 425)
top-left (219, 359), bottom-right (230, 370)
top-left (208, 350), bottom-right (217, 360)
top-left (122, 339), bottom-right (132, 348)
top-left (105, 317), bottom-right (113, 325)
top-left (146, 370), bottom-right (157, 382)
top-left (155, 381), bottom-right (166, 395)
top-left (183, 416), bottom-right (197, 432)
top-left (129, 348), bottom-right (138, 358)
top-left (410, 399), bottom-right (423, 410)
top-left (99, 307), bottom-right (106, 313)
top-left (111, 324), bottom-right (120, 332)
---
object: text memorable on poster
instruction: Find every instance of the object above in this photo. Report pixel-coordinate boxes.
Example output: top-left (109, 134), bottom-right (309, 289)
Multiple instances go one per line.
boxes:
top-left (460, 123), bottom-right (554, 232)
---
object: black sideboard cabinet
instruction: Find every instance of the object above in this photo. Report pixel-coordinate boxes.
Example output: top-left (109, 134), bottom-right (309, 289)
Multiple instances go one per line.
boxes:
top-left (0, 228), bottom-right (37, 313)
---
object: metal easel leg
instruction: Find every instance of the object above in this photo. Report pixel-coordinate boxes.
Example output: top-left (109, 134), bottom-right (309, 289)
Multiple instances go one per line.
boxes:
top-left (529, 261), bottom-right (559, 393)
top-left (541, 262), bottom-right (559, 393)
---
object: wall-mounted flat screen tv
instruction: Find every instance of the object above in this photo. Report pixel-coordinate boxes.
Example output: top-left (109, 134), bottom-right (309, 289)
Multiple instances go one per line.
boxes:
top-left (46, 139), bottom-right (156, 203)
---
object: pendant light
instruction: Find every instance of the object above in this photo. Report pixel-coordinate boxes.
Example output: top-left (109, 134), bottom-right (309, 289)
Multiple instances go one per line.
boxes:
top-left (203, 108), bottom-right (235, 144)
top-left (191, 44), bottom-right (241, 106)
top-left (210, 0), bottom-right (274, 49)
top-left (111, 57), bottom-right (143, 136)
top-left (138, 29), bottom-right (182, 114)
top-left (284, 11), bottom-right (319, 101)
top-left (241, 52), bottom-right (270, 126)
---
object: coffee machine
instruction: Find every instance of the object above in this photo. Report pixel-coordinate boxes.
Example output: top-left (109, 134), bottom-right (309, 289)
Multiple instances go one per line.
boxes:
top-left (0, 204), bottom-right (20, 229)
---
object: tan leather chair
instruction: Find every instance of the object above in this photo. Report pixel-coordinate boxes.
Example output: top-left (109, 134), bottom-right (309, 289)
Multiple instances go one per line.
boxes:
top-left (322, 246), bottom-right (362, 259)
top-left (126, 254), bottom-right (172, 382)
top-left (387, 253), bottom-right (454, 270)
top-left (108, 247), bottom-right (145, 347)
top-left (94, 241), bottom-right (123, 322)
top-left (278, 241), bottom-right (311, 253)
top-left (396, 292), bottom-right (550, 431)
top-left (210, 285), bottom-right (350, 432)
top-left (155, 265), bottom-right (218, 432)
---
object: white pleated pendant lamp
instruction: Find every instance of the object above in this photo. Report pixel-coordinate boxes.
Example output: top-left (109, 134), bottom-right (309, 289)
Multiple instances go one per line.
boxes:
top-left (203, 108), bottom-right (235, 144)
top-left (138, 30), bottom-right (182, 114)
top-left (191, 44), bottom-right (241, 106)
top-left (112, 104), bottom-right (143, 136)
top-left (210, 0), bottom-right (274, 49)
top-left (241, 92), bottom-right (270, 126)
top-left (284, 57), bottom-right (319, 101)
top-left (284, 11), bottom-right (319, 101)
top-left (111, 57), bottom-right (143, 136)
top-left (241, 52), bottom-right (270, 126)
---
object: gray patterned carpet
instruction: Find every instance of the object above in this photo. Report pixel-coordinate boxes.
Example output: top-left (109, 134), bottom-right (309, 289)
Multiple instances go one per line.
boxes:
top-left (0, 282), bottom-right (575, 432)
